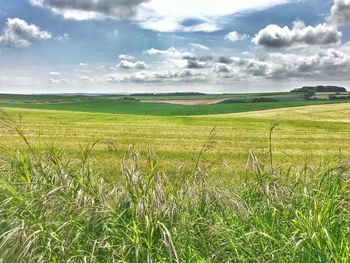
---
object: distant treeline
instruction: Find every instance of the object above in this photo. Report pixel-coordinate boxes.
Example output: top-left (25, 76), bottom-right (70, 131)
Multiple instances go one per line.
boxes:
top-left (219, 97), bottom-right (279, 104)
top-left (329, 95), bottom-right (350, 100)
top-left (130, 92), bottom-right (206, 96)
top-left (291, 86), bottom-right (347, 93)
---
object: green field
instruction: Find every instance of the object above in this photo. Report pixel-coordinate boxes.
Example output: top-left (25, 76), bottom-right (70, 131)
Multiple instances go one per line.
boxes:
top-left (1, 97), bottom-right (350, 262)
top-left (1, 101), bottom-right (350, 181)
top-left (0, 103), bottom-right (349, 172)
top-left (1, 92), bottom-right (350, 116)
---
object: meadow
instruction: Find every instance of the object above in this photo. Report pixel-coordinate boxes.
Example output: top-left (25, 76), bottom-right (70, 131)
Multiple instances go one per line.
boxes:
top-left (0, 96), bottom-right (350, 262)
top-left (1, 102), bottom-right (350, 179)
top-left (1, 92), bottom-right (350, 116)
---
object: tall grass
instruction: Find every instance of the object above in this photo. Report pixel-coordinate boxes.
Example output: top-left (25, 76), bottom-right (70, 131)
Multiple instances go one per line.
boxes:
top-left (0, 112), bottom-right (350, 262)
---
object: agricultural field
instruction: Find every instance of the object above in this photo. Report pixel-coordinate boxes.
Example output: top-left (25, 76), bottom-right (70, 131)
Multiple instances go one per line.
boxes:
top-left (1, 92), bottom-right (350, 116)
top-left (1, 96), bottom-right (350, 262)
top-left (3, 0), bottom-right (350, 259)
top-left (1, 99), bottom-right (350, 178)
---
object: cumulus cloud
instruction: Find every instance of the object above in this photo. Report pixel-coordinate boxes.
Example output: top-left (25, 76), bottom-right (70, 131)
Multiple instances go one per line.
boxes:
top-left (49, 78), bottom-right (69, 84)
top-left (218, 56), bottom-right (233, 64)
top-left (108, 69), bottom-right (205, 83)
top-left (252, 21), bottom-right (342, 48)
top-left (100, 47), bottom-right (350, 84)
top-left (226, 49), bottom-right (350, 80)
top-left (153, 70), bottom-right (204, 80)
top-left (148, 51), bottom-right (214, 71)
top-left (183, 55), bottom-right (212, 69)
top-left (187, 60), bottom-right (206, 69)
top-left (0, 18), bottom-right (51, 48)
top-left (117, 60), bottom-right (148, 69)
top-left (214, 64), bottom-right (231, 73)
top-left (145, 47), bottom-right (192, 58)
top-left (329, 0), bottom-right (350, 26)
top-left (183, 55), bottom-right (212, 61)
top-left (30, 0), bottom-right (149, 20)
top-left (224, 31), bottom-right (248, 42)
top-left (271, 50), bottom-right (350, 79)
top-left (231, 57), bottom-right (270, 76)
top-left (213, 64), bottom-right (236, 79)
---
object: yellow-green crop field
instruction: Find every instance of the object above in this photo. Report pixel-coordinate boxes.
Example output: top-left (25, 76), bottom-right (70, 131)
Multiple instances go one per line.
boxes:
top-left (1, 103), bottom-right (350, 262)
top-left (1, 103), bottom-right (350, 186)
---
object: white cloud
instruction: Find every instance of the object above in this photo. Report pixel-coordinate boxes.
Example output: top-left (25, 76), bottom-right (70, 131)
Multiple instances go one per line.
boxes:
top-left (329, 0), bottom-right (350, 26)
top-left (224, 31), bottom-right (249, 42)
top-left (79, 75), bottom-right (101, 83)
top-left (190, 43), bottom-right (210, 51)
top-left (181, 22), bottom-right (221, 33)
top-left (117, 60), bottom-right (148, 69)
top-left (108, 69), bottom-right (206, 83)
top-left (111, 51), bottom-right (350, 84)
top-left (138, 17), bottom-right (221, 32)
top-left (137, 0), bottom-right (292, 32)
top-left (145, 47), bottom-right (192, 58)
top-left (30, 0), bottom-right (150, 20)
top-left (31, 0), bottom-right (292, 20)
top-left (138, 17), bottom-right (184, 32)
top-left (49, 71), bottom-right (62, 76)
top-left (167, 59), bottom-right (189, 68)
top-left (142, 0), bottom-right (290, 19)
top-left (29, 0), bottom-right (44, 6)
top-left (0, 18), bottom-right (51, 48)
top-left (225, 49), bottom-right (350, 80)
top-left (231, 57), bottom-right (270, 77)
top-left (55, 33), bottom-right (69, 41)
top-left (30, 0), bottom-right (291, 32)
top-left (119, 54), bottom-right (135, 60)
top-left (77, 44), bottom-right (350, 85)
top-left (49, 78), bottom-right (69, 84)
top-left (214, 64), bottom-right (230, 73)
top-left (252, 21), bottom-right (342, 48)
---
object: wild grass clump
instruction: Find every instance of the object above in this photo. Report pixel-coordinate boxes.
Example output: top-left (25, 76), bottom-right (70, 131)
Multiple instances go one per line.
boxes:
top-left (0, 112), bottom-right (350, 262)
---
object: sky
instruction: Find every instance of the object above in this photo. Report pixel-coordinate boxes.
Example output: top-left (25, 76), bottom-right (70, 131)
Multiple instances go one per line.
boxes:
top-left (0, 0), bottom-right (350, 94)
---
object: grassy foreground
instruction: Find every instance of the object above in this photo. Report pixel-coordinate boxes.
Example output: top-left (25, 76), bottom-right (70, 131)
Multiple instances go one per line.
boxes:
top-left (0, 128), bottom-right (349, 262)
top-left (0, 106), bottom-right (350, 262)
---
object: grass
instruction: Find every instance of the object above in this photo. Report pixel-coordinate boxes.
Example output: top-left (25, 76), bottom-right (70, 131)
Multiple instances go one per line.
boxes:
top-left (0, 103), bottom-right (350, 261)
top-left (0, 112), bottom-right (349, 262)
top-left (1, 104), bottom-right (350, 183)
top-left (1, 93), bottom-right (350, 116)
top-left (0, 104), bottom-right (350, 174)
